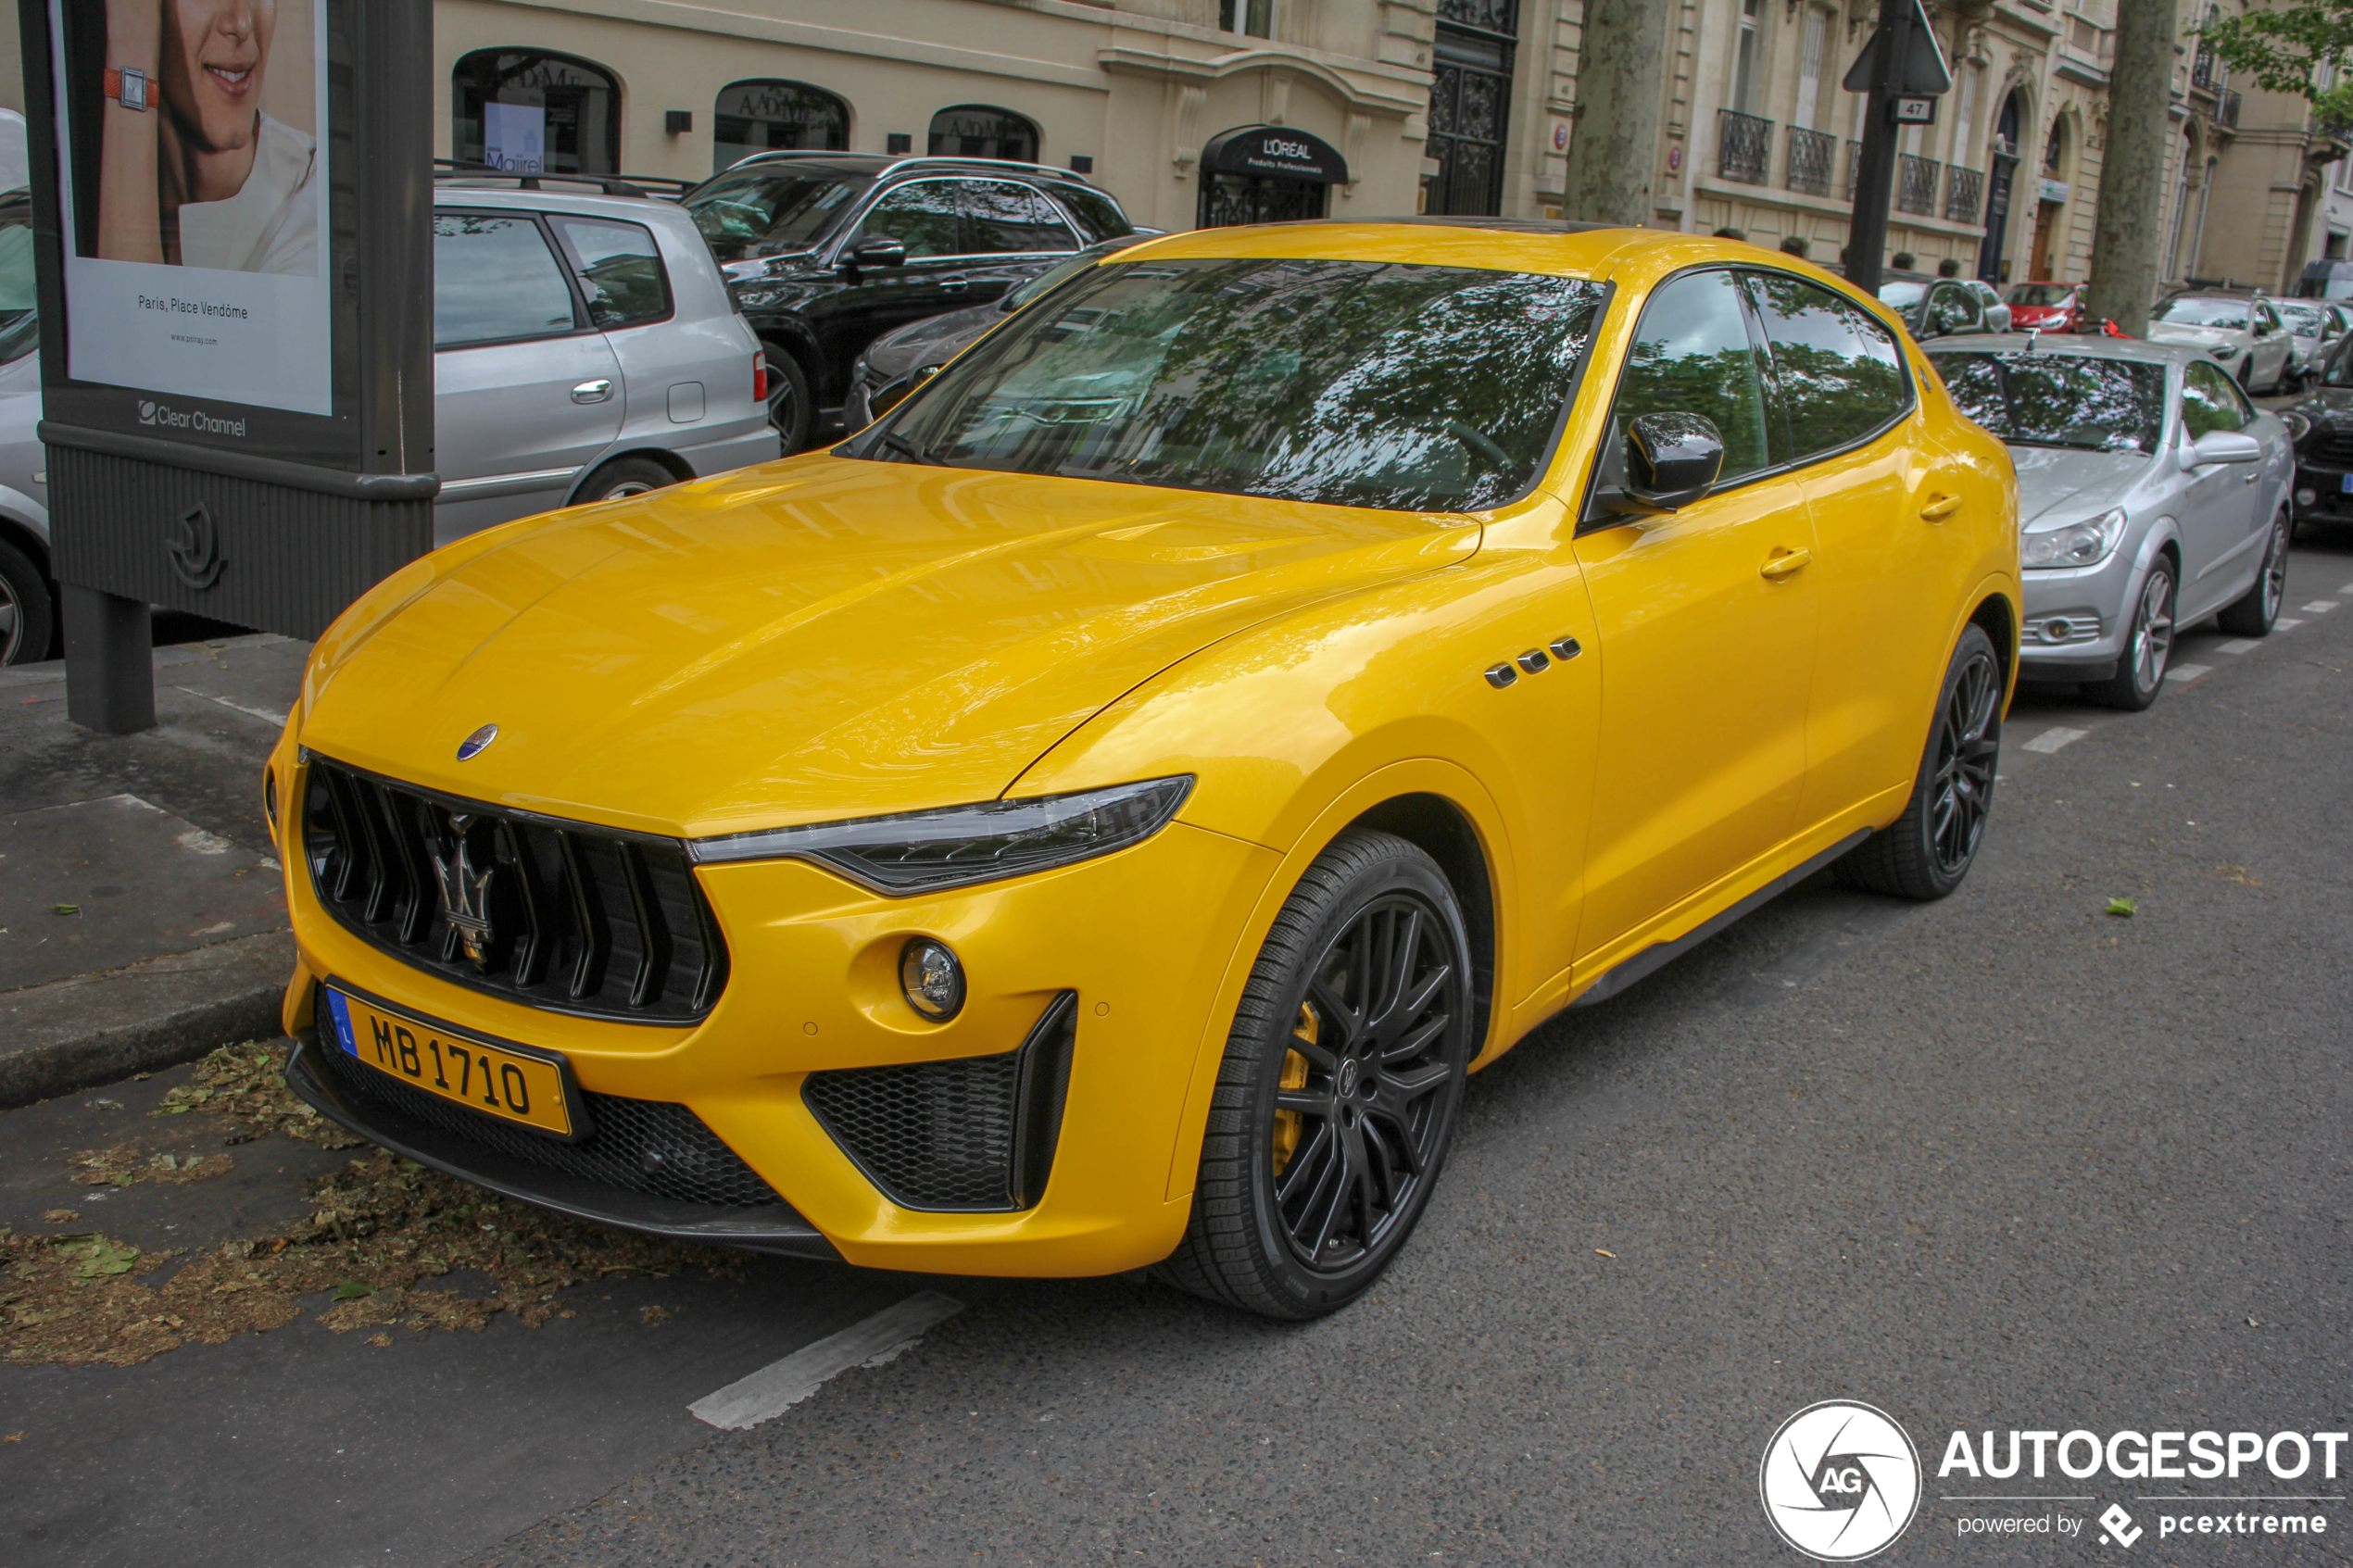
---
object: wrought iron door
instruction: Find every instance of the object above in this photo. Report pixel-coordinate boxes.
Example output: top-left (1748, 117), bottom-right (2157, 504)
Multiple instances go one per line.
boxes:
top-left (1200, 172), bottom-right (1328, 229)
top-left (1428, 0), bottom-right (1517, 216)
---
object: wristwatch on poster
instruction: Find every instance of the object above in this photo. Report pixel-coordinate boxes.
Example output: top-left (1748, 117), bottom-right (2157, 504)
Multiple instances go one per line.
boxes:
top-left (102, 67), bottom-right (150, 111)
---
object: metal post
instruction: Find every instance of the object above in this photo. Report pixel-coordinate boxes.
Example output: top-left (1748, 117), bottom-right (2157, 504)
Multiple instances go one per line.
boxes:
top-left (60, 586), bottom-right (154, 734)
top-left (1844, 0), bottom-right (1917, 295)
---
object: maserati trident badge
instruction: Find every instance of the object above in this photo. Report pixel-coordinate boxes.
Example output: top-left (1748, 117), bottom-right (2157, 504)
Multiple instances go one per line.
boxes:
top-left (433, 815), bottom-right (497, 968)
top-left (456, 722), bottom-right (498, 761)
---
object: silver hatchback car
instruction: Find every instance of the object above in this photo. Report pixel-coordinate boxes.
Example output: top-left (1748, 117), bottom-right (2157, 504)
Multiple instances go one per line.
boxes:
top-left (1928, 333), bottom-right (2294, 709)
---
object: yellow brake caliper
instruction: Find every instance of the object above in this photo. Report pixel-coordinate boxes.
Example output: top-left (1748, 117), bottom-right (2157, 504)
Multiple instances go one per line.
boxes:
top-left (1274, 1000), bottom-right (1316, 1175)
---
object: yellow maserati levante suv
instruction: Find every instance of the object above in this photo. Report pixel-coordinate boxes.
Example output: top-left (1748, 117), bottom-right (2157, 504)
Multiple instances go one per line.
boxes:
top-left (271, 222), bottom-right (2018, 1319)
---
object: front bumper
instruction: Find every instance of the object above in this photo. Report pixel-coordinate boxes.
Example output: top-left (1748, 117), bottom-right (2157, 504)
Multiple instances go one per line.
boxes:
top-left (271, 742), bottom-right (1281, 1277)
top-left (2014, 551), bottom-right (2143, 684)
top-left (2291, 451), bottom-right (2353, 523)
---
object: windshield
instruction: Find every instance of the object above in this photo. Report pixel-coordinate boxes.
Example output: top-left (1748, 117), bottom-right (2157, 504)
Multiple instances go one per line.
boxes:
top-left (0, 187), bottom-right (33, 364)
top-left (2277, 302), bottom-right (2326, 334)
top-left (870, 255), bottom-right (1606, 512)
top-left (683, 168), bottom-right (867, 259)
top-left (2323, 336), bottom-right (2353, 386)
top-left (2150, 296), bottom-right (2248, 330)
top-left (1931, 350), bottom-right (2166, 453)
top-left (2007, 283), bottom-right (2075, 307)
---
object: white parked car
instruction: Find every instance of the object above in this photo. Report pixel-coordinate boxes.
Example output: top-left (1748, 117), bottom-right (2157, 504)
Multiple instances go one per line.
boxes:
top-left (2145, 293), bottom-right (2295, 394)
top-left (2273, 297), bottom-right (2348, 390)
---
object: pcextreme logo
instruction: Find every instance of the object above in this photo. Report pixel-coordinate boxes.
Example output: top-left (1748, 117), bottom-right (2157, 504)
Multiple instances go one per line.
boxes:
top-left (1760, 1401), bottom-right (1924, 1562)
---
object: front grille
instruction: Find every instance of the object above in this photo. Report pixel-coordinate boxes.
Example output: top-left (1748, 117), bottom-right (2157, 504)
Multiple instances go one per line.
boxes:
top-left (312, 1036), bottom-right (783, 1209)
top-left (2311, 431), bottom-right (2353, 467)
top-left (302, 754), bottom-right (727, 1023)
top-left (803, 993), bottom-right (1077, 1211)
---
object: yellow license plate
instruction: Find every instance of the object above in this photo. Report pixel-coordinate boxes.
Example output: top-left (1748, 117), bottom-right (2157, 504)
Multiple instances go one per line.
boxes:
top-left (324, 987), bottom-right (576, 1137)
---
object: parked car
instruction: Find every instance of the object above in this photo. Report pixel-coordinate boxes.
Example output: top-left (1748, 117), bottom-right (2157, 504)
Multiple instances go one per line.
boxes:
top-left (2005, 280), bottom-right (2089, 333)
top-left (1877, 275), bottom-right (1994, 339)
top-left (274, 225), bottom-right (2020, 1319)
top-left (681, 153), bottom-right (1138, 453)
top-left (2280, 333), bottom-right (2353, 533)
top-left (2144, 292), bottom-right (2295, 393)
top-left (2272, 297), bottom-right (2348, 391)
top-left (0, 176), bottom-right (780, 661)
top-left (844, 233), bottom-right (1155, 430)
top-left (1929, 333), bottom-right (2292, 710)
top-left (1962, 278), bottom-right (2013, 332)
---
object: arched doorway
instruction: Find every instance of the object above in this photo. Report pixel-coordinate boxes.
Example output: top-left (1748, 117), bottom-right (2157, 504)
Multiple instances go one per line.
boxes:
top-left (453, 49), bottom-right (622, 176)
top-left (928, 106), bottom-right (1038, 163)
top-left (1976, 89), bottom-right (2024, 283)
top-left (712, 81), bottom-right (849, 172)
top-left (1196, 126), bottom-right (1351, 227)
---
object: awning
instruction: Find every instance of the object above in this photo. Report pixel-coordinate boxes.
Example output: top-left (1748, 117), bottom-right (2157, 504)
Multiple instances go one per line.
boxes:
top-left (1199, 125), bottom-right (1349, 185)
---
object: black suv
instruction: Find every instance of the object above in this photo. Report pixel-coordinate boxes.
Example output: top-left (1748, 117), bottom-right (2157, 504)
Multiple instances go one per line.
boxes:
top-left (681, 154), bottom-right (1137, 450)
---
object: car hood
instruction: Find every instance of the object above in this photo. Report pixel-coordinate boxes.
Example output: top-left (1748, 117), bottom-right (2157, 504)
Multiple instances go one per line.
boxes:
top-left (2145, 321), bottom-right (2239, 349)
top-left (860, 303), bottom-right (1000, 383)
top-left (2297, 384), bottom-right (2353, 422)
top-left (2009, 444), bottom-right (2150, 528)
top-left (300, 456), bottom-right (1479, 838)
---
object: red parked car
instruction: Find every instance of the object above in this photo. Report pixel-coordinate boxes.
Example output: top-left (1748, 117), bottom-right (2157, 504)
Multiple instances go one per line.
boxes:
top-left (2005, 281), bottom-right (2089, 332)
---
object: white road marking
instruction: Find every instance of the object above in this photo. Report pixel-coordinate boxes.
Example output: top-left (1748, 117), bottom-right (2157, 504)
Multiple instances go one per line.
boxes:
top-left (186, 689), bottom-right (291, 726)
top-left (2021, 726), bottom-right (2089, 754)
top-left (2339, 582), bottom-right (2353, 595)
top-left (689, 1292), bottom-right (964, 1431)
top-left (2302, 600), bottom-right (2339, 613)
top-left (2164, 663), bottom-right (2213, 684)
top-left (2216, 639), bottom-right (2260, 654)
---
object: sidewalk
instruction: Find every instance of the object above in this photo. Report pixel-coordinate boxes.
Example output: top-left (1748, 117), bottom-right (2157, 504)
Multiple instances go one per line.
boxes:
top-left (0, 634), bottom-right (306, 1107)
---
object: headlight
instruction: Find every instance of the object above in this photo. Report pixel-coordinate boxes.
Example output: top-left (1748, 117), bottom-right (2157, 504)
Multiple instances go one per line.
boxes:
top-left (722, 258), bottom-right (772, 282)
top-left (688, 776), bottom-right (1195, 894)
top-left (2020, 507), bottom-right (2129, 569)
top-left (2282, 408), bottom-right (2313, 443)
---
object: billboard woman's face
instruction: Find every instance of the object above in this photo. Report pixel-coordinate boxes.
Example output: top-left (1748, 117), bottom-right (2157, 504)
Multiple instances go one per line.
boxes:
top-left (160, 0), bottom-right (279, 155)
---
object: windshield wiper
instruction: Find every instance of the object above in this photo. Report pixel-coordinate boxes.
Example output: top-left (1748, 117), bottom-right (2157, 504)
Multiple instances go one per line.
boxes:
top-left (876, 431), bottom-right (945, 466)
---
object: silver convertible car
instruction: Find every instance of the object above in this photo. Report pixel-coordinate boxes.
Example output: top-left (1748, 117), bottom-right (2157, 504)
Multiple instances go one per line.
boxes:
top-left (1928, 334), bottom-right (2294, 709)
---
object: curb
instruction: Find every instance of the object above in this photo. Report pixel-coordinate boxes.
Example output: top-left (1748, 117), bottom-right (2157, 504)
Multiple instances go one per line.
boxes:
top-left (0, 931), bottom-right (292, 1108)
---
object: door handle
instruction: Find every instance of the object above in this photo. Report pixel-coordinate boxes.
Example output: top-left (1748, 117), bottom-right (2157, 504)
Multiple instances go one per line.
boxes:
top-left (1919, 494), bottom-right (1963, 522)
top-left (571, 379), bottom-right (614, 405)
top-left (2242, 470), bottom-right (2260, 484)
top-left (939, 276), bottom-right (971, 293)
top-left (1759, 546), bottom-right (1812, 580)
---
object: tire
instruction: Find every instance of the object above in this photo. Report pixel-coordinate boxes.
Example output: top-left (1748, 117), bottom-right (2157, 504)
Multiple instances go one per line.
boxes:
top-left (762, 344), bottom-right (813, 455)
top-left (2215, 509), bottom-right (2290, 637)
top-left (0, 535), bottom-right (56, 666)
top-left (1834, 624), bottom-right (2003, 901)
top-left (573, 456), bottom-right (678, 505)
top-left (2084, 558), bottom-right (2177, 711)
top-left (1155, 829), bottom-right (1476, 1320)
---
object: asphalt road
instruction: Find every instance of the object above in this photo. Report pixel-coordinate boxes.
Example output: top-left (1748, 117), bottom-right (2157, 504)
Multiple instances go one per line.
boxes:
top-left (6, 537), bottom-right (2351, 1568)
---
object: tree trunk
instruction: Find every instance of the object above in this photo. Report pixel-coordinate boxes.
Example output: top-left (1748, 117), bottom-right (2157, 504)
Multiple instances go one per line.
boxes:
top-left (2085, 0), bottom-right (2178, 334)
top-left (1559, 0), bottom-right (1669, 226)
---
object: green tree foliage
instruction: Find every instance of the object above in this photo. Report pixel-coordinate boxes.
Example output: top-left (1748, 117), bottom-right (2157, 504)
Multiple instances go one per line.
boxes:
top-left (2201, 3), bottom-right (2353, 132)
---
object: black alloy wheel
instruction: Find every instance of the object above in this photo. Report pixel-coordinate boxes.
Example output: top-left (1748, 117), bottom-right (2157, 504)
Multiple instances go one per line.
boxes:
top-left (1836, 623), bottom-right (2004, 900)
top-left (763, 345), bottom-right (813, 455)
top-left (0, 536), bottom-right (54, 666)
top-left (2086, 559), bottom-right (2176, 711)
top-left (1158, 829), bottom-right (1474, 1320)
top-left (2216, 509), bottom-right (2290, 637)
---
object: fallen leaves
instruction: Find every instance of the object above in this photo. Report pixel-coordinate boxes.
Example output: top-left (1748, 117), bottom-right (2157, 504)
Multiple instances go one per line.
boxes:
top-left (153, 1038), bottom-right (367, 1150)
top-left (2104, 897), bottom-right (2137, 917)
top-left (69, 1145), bottom-right (233, 1189)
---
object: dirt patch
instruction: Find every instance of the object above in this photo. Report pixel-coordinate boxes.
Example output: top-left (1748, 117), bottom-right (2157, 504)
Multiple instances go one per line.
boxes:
top-left (2, 1042), bottom-right (748, 1369)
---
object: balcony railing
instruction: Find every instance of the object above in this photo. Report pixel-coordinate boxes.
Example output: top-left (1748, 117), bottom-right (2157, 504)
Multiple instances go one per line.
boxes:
top-left (2192, 44), bottom-right (2217, 92)
top-left (1786, 126), bottom-right (1837, 196)
top-left (1945, 165), bottom-right (1985, 225)
top-left (1847, 139), bottom-right (1863, 200)
top-left (1718, 108), bottom-right (1773, 186)
top-left (1896, 154), bottom-right (1942, 216)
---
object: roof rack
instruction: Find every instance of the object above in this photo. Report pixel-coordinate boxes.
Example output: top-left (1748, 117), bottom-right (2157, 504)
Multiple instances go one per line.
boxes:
top-left (431, 158), bottom-right (697, 199)
top-left (722, 149), bottom-right (1098, 185)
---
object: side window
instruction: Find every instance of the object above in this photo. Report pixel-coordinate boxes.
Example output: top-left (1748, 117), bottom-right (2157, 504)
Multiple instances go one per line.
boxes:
top-left (963, 182), bottom-right (1078, 255)
top-left (432, 213), bottom-right (578, 348)
top-left (854, 182), bottom-right (963, 257)
top-left (2180, 362), bottom-right (2249, 437)
top-left (1608, 269), bottom-right (1776, 483)
top-left (1744, 272), bottom-right (1912, 458)
top-left (547, 217), bottom-right (672, 331)
top-left (1051, 184), bottom-right (1133, 244)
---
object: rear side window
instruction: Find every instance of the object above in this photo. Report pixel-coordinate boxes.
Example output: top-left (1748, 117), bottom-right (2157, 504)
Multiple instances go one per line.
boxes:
top-left (433, 213), bottom-right (578, 348)
top-left (549, 217), bottom-right (672, 331)
top-left (1610, 269), bottom-right (1776, 482)
top-left (1743, 273), bottom-right (1911, 458)
top-left (1051, 184), bottom-right (1133, 244)
top-left (963, 182), bottom-right (1076, 255)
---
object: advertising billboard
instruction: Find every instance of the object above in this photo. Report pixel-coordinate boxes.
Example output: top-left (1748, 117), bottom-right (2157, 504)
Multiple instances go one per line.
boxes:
top-left (46, 0), bottom-right (333, 417)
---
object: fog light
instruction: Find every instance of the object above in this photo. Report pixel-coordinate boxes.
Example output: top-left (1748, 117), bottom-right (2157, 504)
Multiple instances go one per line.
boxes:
top-left (2045, 619), bottom-right (2072, 643)
top-left (900, 938), bottom-right (965, 1021)
top-left (2298, 487), bottom-right (2318, 507)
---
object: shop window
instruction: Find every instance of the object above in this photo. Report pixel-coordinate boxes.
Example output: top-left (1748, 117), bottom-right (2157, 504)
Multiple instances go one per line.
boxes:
top-left (712, 80), bottom-right (849, 173)
top-left (453, 50), bottom-right (621, 176)
top-left (928, 106), bottom-right (1039, 164)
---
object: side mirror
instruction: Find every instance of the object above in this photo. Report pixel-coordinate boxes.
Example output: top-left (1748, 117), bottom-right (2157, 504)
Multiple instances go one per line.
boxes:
top-left (1612, 411), bottom-right (1725, 513)
top-left (2188, 429), bottom-right (2263, 466)
top-left (843, 236), bottom-right (908, 273)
